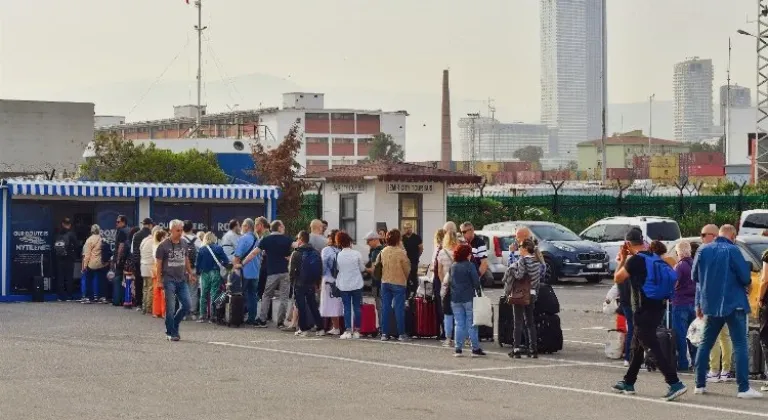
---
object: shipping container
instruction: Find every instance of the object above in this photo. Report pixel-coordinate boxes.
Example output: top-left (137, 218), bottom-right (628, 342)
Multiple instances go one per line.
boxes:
top-left (631, 167), bottom-right (649, 179)
top-left (475, 161), bottom-right (501, 173)
top-left (607, 168), bottom-right (631, 180)
top-left (632, 155), bottom-right (650, 169)
top-left (502, 161), bottom-right (532, 172)
top-left (493, 171), bottom-right (516, 184)
top-left (649, 165), bottom-right (679, 181)
top-left (689, 152), bottom-right (725, 166)
top-left (688, 165), bottom-right (724, 177)
top-left (517, 171), bottom-right (542, 184)
top-left (650, 154), bottom-right (679, 168)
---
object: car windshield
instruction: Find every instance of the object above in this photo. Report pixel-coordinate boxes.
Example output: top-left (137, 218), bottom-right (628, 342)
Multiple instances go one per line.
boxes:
top-left (529, 225), bottom-right (581, 242)
top-left (646, 222), bottom-right (681, 241)
top-left (744, 213), bottom-right (768, 230)
top-left (747, 243), bottom-right (768, 260)
top-left (497, 236), bottom-right (515, 251)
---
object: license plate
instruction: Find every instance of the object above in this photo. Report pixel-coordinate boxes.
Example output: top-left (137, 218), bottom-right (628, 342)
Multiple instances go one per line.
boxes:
top-left (587, 263), bottom-right (602, 269)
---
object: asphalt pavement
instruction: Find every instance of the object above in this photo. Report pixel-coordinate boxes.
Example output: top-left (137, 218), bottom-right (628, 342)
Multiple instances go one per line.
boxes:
top-left (1, 280), bottom-right (767, 420)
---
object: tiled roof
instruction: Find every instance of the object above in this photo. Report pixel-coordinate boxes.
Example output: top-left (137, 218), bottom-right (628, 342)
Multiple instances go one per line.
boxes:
top-left (305, 161), bottom-right (482, 184)
top-left (578, 136), bottom-right (684, 147)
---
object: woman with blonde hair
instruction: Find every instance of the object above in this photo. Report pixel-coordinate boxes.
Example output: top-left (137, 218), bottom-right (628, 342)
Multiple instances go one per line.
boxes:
top-left (671, 240), bottom-right (696, 371)
top-left (151, 229), bottom-right (168, 318)
top-left (196, 231), bottom-right (230, 323)
top-left (139, 226), bottom-right (162, 314)
top-left (437, 226), bottom-right (461, 346)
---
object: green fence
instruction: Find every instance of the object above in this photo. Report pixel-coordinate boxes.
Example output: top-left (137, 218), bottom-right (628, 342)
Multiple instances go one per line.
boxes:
top-left (296, 192), bottom-right (768, 237)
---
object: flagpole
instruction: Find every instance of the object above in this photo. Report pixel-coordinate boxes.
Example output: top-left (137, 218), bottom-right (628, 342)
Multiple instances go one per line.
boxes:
top-left (194, 0), bottom-right (206, 137)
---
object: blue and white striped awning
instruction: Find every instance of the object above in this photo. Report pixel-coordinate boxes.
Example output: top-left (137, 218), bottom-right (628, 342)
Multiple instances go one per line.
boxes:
top-left (0, 180), bottom-right (280, 200)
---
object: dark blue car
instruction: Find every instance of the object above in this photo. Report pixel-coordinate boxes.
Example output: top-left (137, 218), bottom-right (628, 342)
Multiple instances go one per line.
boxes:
top-left (482, 221), bottom-right (610, 284)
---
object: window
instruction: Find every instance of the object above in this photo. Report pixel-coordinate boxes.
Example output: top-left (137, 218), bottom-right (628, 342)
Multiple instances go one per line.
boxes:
top-left (646, 222), bottom-right (681, 241)
top-left (580, 225), bottom-right (606, 242)
top-left (306, 137), bottom-right (328, 144)
top-left (331, 113), bottom-right (354, 120)
top-left (307, 159), bottom-right (328, 166)
top-left (744, 213), bottom-right (768, 230)
top-left (358, 138), bottom-right (373, 145)
top-left (399, 194), bottom-right (422, 237)
top-left (339, 194), bottom-right (357, 241)
top-left (602, 224), bottom-right (640, 242)
top-left (332, 138), bottom-right (354, 144)
top-left (332, 159), bottom-right (354, 166)
top-left (305, 113), bottom-right (329, 120)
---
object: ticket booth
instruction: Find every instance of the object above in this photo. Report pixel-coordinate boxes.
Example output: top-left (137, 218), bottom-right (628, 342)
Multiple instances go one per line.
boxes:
top-left (0, 179), bottom-right (279, 302)
top-left (308, 162), bottom-right (480, 265)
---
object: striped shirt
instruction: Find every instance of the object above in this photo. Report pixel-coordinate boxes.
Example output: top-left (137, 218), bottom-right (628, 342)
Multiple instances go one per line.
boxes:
top-left (468, 236), bottom-right (488, 270)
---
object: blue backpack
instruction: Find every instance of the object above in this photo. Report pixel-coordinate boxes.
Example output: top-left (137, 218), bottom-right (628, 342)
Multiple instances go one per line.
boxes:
top-left (638, 253), bottom-right (677, 300)
top-left (299, 248), bottom-right (323, 286)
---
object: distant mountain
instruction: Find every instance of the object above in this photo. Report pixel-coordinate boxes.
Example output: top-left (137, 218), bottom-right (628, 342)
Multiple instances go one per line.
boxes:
top-left (608, 100), bottom-right (674, 140)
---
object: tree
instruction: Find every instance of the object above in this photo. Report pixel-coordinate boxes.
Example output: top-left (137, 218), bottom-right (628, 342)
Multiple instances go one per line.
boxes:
top-left (80, 133), bottom-right (229, 183)
top-left (513, 145), bottom-right (544, 164)
top-left (252, 119), bottom-right (304, 224)
top-left (566, 160), bottom-right (578, 171)
top-left (367, 132), bottom-right (404, 162)
top-left (687, 136), bottom-right (725, 153)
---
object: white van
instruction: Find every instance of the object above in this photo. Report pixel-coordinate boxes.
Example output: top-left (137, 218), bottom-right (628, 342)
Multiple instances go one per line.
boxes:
top-left (739, 210), bottom-right (768, 236)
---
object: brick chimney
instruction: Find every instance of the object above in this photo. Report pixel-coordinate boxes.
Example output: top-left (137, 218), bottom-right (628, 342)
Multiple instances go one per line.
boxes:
top-left (439, 69), bottom-right (452, 170)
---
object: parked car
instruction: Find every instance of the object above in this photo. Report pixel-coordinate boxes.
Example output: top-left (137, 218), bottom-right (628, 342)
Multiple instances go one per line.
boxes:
top-left (482, 221), bottom-right (609, 284)
top-left (473, 230), bottom-right (515, 286)
top-left (579, 216), bottom-right (681, 273)
top-left (739, 209), bottom-right (768, 236)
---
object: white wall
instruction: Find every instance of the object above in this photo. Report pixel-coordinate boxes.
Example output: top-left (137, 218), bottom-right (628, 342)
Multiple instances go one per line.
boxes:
top-left (0, 100), bottom-right (94, 175)
top-left (380, 112), bottom-right (407, 151)
top-left (322, 180), bottom-right (446, 265)
top-left (728, 107), bottom-right (756, 166)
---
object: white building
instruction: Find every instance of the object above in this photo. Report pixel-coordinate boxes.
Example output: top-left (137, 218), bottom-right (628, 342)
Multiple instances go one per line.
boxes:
top-left (673, 57), bottom-right (714, 143)
top-left (457, 117), bottom-right (555, 161)
top-left (0, 100), bottom-right (94, 177)
top-left (94, 115), bottom-right (125, 128)
top-left (719, 84), bottom-right (751, 126)
top-left (540, 0), bottom-right (606, 157)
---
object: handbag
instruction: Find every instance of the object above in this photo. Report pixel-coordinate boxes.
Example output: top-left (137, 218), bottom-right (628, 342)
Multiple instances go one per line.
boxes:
top-left (602, 299), bottom-right (618, 316)
top-left (472, 289), bottom-right (493, 327)
top-left (206, 245), bottom-right (229, 278)
top-left (373, 252), bottom-right (383, 281)
top-left (508, 272), bottom-right (532, 305)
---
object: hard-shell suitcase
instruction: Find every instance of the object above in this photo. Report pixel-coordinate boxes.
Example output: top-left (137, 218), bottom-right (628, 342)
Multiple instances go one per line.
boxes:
top-left (412, 297), bottom-right (438, 338)
top-left (225, 294), bottom-right (245, 327)
top-left (112, 274), bottom-right (124, 306)
top-left (749, 322), bottom-right (766, 379)
top-left (535, 313), bottom-right (564, 354)
top-left (497, 296), bottom-right (516, 347)
top-left (360, 303), bottom-right (378, 337)
top-left (31, 255), bottom-right (45, 302)
top-left (534, 284), bottom-right (560, 315)
top-left (645, 302), bottom-right (677, 372)
top-left (478, 310), bottom-right (494, 342)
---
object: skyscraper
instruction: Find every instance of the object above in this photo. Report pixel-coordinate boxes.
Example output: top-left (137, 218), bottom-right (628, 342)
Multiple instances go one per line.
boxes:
top-left (540, 0), bottom-right (606, 159)
top-left (673, 57), bottom-right (714, 142)
top-left (718, 84), bottom-right (751, 126)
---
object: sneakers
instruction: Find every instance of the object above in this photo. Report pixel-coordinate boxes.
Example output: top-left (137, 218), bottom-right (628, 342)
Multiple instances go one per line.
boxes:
top-left (196, 318), bottom-right (207, 323)
top-left (612, 381), bottom-right (636, 395)
top-left (664, 382), bottom-right (687, 401)
top-left (328, 328), bottom-right (341, 336)
top-left (254, 320), bottom-right (268, 328)
top-left (380, 335), bottom-right (390, 342)
top-left (339, 331), bottom-right (353, 340)
top-left (721, 371), bottom-right (736, 382)
top-left (471, 349), bottom-right (486, 357)
top-left (694, 387), bottom-right (707, 395)
top-left (442, 339), bottom-right (453, 347)
top-left (737, 389), bottom-right (764, 399)
top-left (315, 330), bottom-right (326, 337)
top-left (398, 335), bottom-right (410, 342)
top-left (705, 371), bottom-right (721, 383)
top-left (166, 335), bottom-right (180, 342)
top-left (761, 382), bottom-right (768, 392)
top-left (296, 331), bottom-right (309, 338)
top-left (454, 349), bottom-right (463, 357)
top-left (352, 331), bottom-right (361, 339)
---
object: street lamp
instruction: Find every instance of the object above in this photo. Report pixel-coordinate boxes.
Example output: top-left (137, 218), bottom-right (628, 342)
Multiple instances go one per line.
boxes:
top-left (737, 22), bottom-right (768, 184)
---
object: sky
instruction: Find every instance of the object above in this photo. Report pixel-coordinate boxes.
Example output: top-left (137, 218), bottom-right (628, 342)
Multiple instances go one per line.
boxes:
top-left (0, 0), bottom-right (762, 161)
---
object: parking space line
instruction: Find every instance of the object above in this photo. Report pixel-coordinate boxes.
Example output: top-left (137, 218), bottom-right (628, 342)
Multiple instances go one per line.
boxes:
top-left (250, 339), bottom-right (322, 344)
top-left (443, 363), bottom-right (583, 373)
top-left (564, 339), bottom-right (604, 346)
top-left (207, 341), bottom-right (768, 418)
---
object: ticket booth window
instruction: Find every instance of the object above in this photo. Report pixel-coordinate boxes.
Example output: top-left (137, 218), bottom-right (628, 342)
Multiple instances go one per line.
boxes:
top-left (399, 194), bottom-right (422, 237)
top-left (339, 194), bottom-right (357, 240)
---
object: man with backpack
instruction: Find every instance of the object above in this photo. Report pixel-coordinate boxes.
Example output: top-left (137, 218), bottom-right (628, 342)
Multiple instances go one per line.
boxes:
top-left (182, 221), bottom-right (201, 319)
top-left (692, 224), bottom-right (762, 399)
top-left (611, 228), bottom-right (687, 401)
top-left (289, 231), bottom-right (325, 337)
top-left (53, 218), bottom-right (78, 301)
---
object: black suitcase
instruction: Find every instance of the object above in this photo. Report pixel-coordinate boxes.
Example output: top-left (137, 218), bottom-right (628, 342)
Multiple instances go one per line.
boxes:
top-left (31, 275), bottom-right (45, 302)
top-left (535, 313), bottom-right (564, 354)
top-left (497, 296), bottom-right (517, 347)
top-left (645, 302), bottom-right (677, 372)
top-left (534, 284), bottom-right (560, 315)
top-left (478, 311), bottom-right (494, 342)
top-left (749, 325), bottom-right (766, 379)
top-left (225, 294), bottom-right (245, 327)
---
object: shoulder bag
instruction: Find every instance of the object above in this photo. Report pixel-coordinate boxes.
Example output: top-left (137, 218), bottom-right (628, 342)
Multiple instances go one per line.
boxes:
top-left (206, 245), bottom-right (229, 278)
top-left (508, 270), bottom-right (532, 306)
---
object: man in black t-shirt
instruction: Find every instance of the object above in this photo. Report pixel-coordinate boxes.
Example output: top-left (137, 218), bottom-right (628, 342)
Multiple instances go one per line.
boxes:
top-left (611, 228), bottom-right (686, 401)
top-left (402, 223), bottom-right (423, 294)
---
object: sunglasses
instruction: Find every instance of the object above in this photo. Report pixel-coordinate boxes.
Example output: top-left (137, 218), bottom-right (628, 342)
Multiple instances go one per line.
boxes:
top-left (461, 230), bottom-right (471, 234)
top-left (700, 232), bottom-right (714, 238)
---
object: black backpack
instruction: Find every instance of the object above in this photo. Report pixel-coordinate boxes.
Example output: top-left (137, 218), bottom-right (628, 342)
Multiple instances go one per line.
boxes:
top-left (53, 233), bottom-right (72, 258)
top-left (100, 239), bottom-right (113, 264)
top-left (184, 236), bottom-right (199, 269)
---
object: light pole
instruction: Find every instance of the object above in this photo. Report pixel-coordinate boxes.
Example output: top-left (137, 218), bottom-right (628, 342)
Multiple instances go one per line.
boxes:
top-left (649, 94), bottom-right (655, 157)
top-left (600, 0), bottom-right (608, 184)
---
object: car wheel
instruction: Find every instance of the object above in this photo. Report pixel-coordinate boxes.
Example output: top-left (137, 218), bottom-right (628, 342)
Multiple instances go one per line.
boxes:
top-left (585, 275), bottom-right (602, 284)
top-left (544, 258), bottom-right (559, 285)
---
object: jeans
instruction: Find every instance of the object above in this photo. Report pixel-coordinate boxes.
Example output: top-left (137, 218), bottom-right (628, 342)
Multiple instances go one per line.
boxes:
top-left (296, 285), bottom-right (323, 332)
top-left (443, 315), bottom-right (454, 340)
top-left (84, 268), bottom-right (103, 300)
top-left (258, 273), bottom-right (290, 325)
top-left (199, 270), bottom-right (222, 319)
top-left (381, 283), bottom-right (407, 337)
top-left (163, 280), bottom-right (191, 338)
top-left (371, 284), bottom-right (382, 332)
top-left (55, 259), bottom-right (74, 299)
top-left (434, 277), bottom-right (444, 337)
top-left (624, 306), bottom-right (680, 386)
top-left (452, 301), bottom-right (480, 351)
top-left (671, 304), bottom-right (697, 370)
top-left (621, 305), bottom-right (634, 362)
top-left (187, 277), bottom-right (199, 315)
top-left (695, 310), bottom-right (749, 392)
top-left (340, 289), bottom-right (363, 331)
top-left (243, 277), bottom-right (260, 323)
top-left (709, 325), bottom-right (733, 372)
top-left (513, 303), bottom-right (537, 352)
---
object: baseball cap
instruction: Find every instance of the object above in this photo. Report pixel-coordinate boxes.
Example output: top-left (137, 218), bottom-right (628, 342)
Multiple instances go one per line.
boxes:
top-left (142, 217), bottom-right (154, 225)
top-left (625, 228), bottom-right (644, 245)
top-left (363, 231), bottom-right (380, 241)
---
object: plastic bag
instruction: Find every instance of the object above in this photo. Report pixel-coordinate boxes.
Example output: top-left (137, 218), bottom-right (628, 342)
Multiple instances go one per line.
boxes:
top-left (602, 299), bottom-right (618, 316)
top-left (687, 317), bottom-right (705, 346)
top-left (604, 329), bottom-right (625, 359)
top-left (473, 293), bottom-right (493, 327)
top-left (416, 276), bottom-right (433, 299)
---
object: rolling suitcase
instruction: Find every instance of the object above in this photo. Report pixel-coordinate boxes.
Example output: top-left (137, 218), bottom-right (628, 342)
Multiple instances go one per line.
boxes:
top-left (534, 284), bottom-right (560, 315)
top-left (112, 272), bottom-right (124, 306)
top-left (497, 296), bottom-right (516, 347)
top-left (412, 297), bottom-right (438, 338)
top-left (225, 294), bottom-right (245, 327)
top-left (360, 303), bottom-right (378, 337)
top-left (645, 301), bottom-right (677, 372)
top-left (31, 255), bottom-right (45, 302)
top-left (478, 309), bottom-right (494, 342)
top-left (535, 313), bottom-right (564, 354)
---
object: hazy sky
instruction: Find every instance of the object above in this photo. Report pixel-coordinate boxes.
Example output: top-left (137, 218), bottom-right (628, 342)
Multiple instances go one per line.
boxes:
top-left (0, 0), bottom-right (763, 159)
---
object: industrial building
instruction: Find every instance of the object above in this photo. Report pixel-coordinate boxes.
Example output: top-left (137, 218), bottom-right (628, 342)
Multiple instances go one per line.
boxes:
top-left (457, 117), bottom-right (555, 162)
top-left (576, 130), bottom-right (689, 173)
top-left (96, 92), bottom-right (408, 175)
top-left (0, 100), bottom-right (94, 178)
top-left (719, 84), bottom-right (751, 126)
top-left (540, 0), bottom-right (606, 158)
top-left (673, 57), bottom-right (714, 143)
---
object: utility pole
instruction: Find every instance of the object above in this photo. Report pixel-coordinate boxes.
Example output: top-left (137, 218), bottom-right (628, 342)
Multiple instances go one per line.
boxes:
top-left (600, 0), bottom-right (608, 183)
top-left (467, 113), bottom-right (480, 174)
top-left (488, 98), bottom-right (496, 161)
top-left (649, 94), bottom-right (655, 156)
top-left (726, 37), bottom-right (732, 160)
top-left (193, 0), bottom-right (207, 137)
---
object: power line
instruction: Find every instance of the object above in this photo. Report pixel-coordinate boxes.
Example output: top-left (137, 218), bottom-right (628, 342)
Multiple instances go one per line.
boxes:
top-left (202, 32), bottom-right (244, 106)
top-left (126, 37), bottom-right (192, 118)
